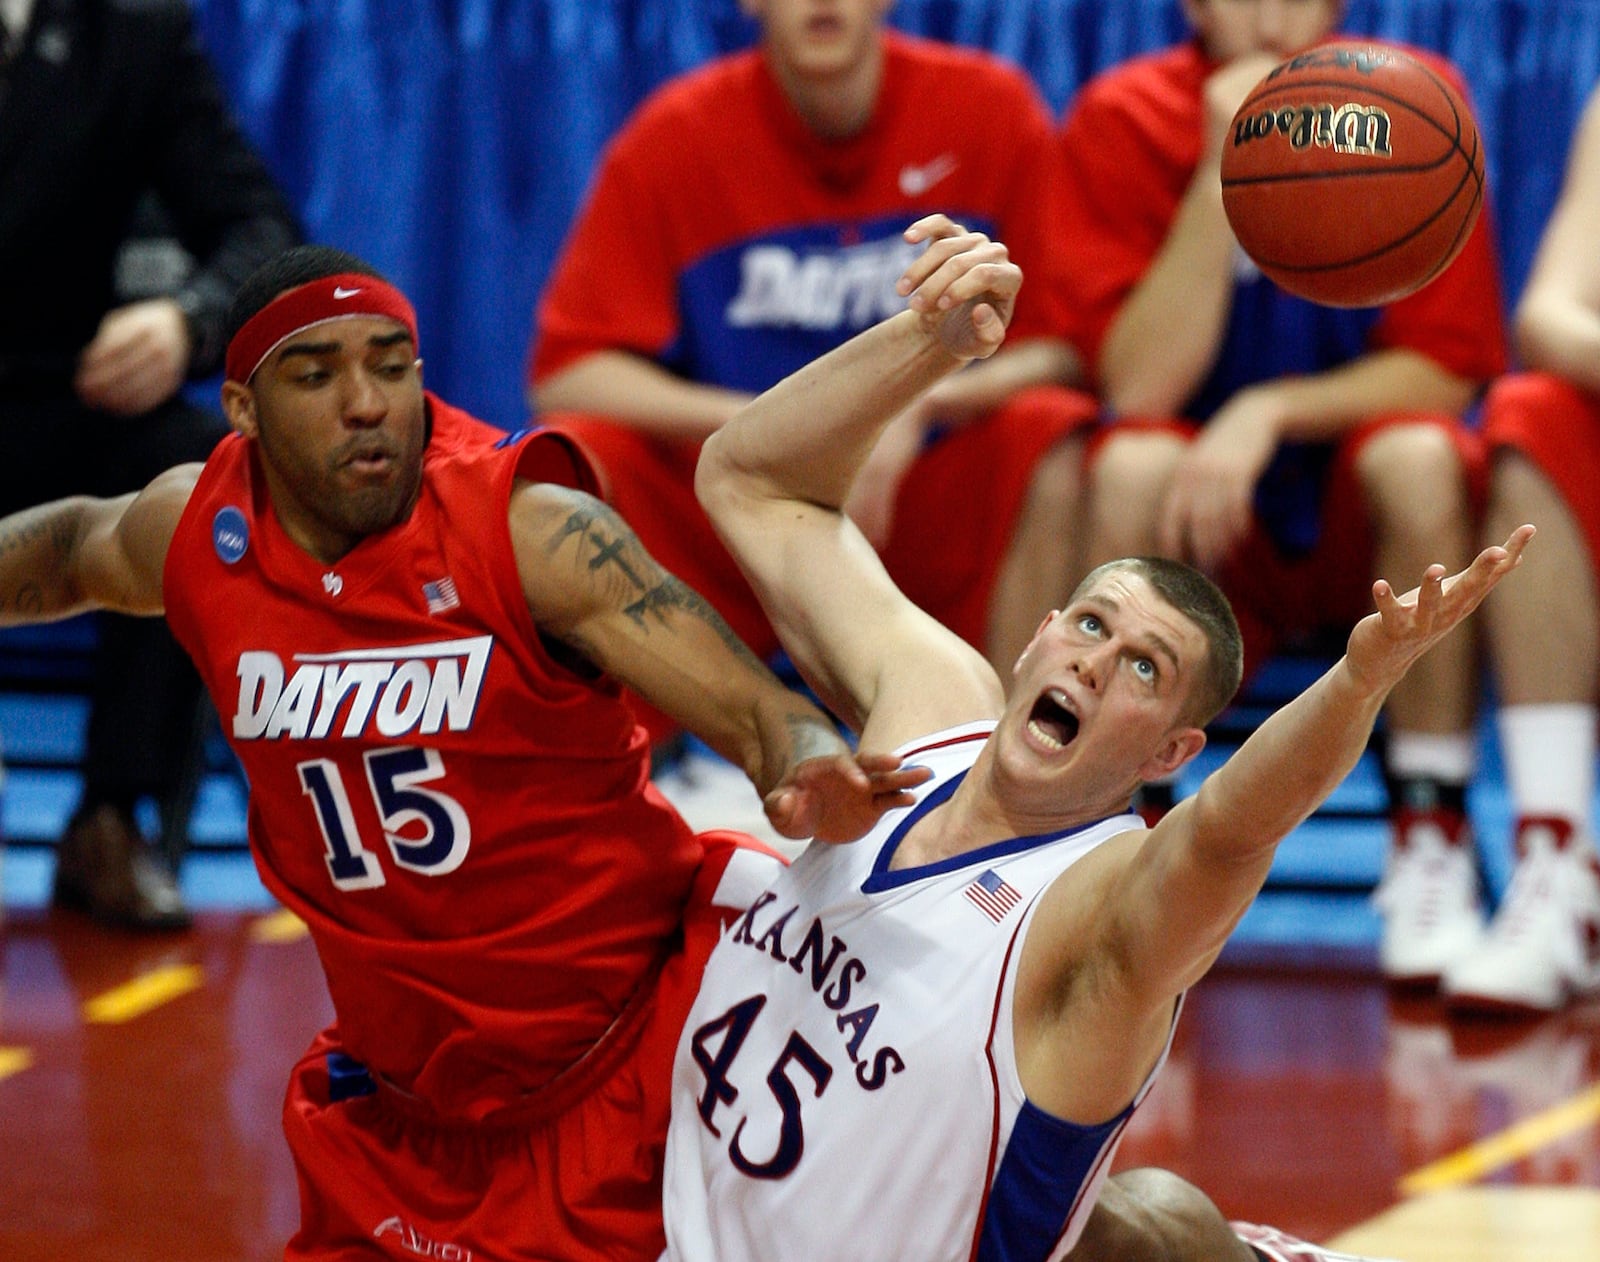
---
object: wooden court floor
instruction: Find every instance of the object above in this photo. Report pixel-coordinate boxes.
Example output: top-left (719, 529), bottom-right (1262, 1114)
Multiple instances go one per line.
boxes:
top-left (0, 907), bottom-right (1596, 1262)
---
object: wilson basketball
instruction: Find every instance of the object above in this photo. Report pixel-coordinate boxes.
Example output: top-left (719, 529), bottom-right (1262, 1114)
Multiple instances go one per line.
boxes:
top-left (1219, 42), bottom-right (1484, 307)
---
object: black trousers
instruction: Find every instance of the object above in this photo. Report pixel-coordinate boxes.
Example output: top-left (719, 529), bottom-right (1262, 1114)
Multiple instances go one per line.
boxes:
top-left (0, 387), bottom-right (227, 828)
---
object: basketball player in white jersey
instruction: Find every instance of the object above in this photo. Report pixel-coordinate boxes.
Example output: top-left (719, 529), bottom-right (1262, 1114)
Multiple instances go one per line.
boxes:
top-left (664, 215), bottom-right (1532, 1262)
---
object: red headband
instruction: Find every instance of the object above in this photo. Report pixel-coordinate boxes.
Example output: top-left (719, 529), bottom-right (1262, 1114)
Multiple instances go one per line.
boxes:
top-left (224, 273), bottom-right (419, 384)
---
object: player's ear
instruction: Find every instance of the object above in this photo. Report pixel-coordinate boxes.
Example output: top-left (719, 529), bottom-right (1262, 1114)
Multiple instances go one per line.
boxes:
top-left (1014, 610), bottom-right (1059, 676)
top-left (221, 380), bottom-right (259, 439)
top-left (1140, 726), bottom-right (1206, 782)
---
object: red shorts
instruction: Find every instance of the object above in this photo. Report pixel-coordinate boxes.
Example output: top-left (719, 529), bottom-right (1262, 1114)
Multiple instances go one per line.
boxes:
top-left (549, 387), bottom-right (1098, 733)
top-left (1482, 371), bottom-right (1600, 588)
top-left (281, 833), bottom-right (786, 1261)
top-left (1089, 412), bottom-right (1486, 680)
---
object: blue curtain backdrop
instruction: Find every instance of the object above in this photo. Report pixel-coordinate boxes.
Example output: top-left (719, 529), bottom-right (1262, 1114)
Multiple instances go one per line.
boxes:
top-left (190, 0), bottom-right (1600, 432)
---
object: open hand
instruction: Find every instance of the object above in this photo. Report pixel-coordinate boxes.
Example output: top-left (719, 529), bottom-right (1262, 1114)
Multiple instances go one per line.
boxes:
top-left (763, 750), bottom-right (933, 844)
top-left (1345, 525), bottom-right (1535, 695)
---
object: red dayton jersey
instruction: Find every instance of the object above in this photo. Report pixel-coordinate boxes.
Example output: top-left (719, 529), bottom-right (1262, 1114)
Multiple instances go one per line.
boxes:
top-left (532, 31), bottom-right (1069, 393)
top-left (1057, 39), bottom-right (1507, 390)
top-left (163, 394), bottom-right (703, 1119)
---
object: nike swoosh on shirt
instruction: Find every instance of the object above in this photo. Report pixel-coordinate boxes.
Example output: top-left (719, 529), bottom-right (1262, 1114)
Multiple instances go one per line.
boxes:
top-left (898, 154), bottom-right (959, 197)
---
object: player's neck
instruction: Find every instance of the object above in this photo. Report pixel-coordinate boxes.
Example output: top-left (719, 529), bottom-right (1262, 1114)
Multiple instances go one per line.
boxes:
top-left (888, 775), bottom-right (1020, 871)
top-left (772, 50), bottom-right (883, 141)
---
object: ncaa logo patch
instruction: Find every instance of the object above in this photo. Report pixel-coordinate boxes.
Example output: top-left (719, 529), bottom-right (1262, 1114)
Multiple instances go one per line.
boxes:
top-left (213, 506), bottom-right (249, 565)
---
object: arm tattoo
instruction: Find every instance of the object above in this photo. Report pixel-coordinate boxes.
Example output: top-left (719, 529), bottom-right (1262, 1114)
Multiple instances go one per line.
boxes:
top-left (0, 508), bottom-right (77, 564)
top-left (545, 493), bottom-right (766, 668)
top-left (0, 505), bottom-right (80, 615)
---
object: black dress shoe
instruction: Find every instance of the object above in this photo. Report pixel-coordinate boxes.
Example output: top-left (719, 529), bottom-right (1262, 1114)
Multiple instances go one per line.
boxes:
top-left (51, 804), bottom-right (191, 931)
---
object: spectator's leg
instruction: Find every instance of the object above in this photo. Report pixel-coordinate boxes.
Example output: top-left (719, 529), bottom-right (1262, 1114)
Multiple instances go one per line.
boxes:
top-left (1082, 427), bottom-right (1186, 568)
top-left (985, 433), bottom-right (1087, 673)
top-left (1444, 376), bottom-right (1600, 1012)
top-left (1355, 420), bottom-right (1484, 986)
top-left (55, 398), bottom-right (226, 930)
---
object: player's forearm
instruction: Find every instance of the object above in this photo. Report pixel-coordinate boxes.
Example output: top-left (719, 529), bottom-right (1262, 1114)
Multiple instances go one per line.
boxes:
top-left (532, 351), bottom-right (752, 444)
top-left (1190, 658), bottom-right (1386, 864)
top-left (702, 309), bottom-right (963, 512)
top-left (924, 337), bottom-right (1084, 421)
top-left (1514, 295), bottom-right (1600, 396)
top-left (1099, 174), bottom-right (1236, 417)
top-left (1241, 349), bottom-right (1477, 443)
top-left (0, 499), bottom-right (105, 624)
top-left (743, 694), bottom-right (855, 801)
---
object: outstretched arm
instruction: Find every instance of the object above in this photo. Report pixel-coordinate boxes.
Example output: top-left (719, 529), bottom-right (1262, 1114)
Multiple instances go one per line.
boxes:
top-left (1138, 529), bottom-right (1533, 988)
top-left (508, 481), bottom-right (924, 843)
top-left (0, 466), bottom-right (199, 623)
top-left (695, 217), bottom-right (1017, 750)
top-left (1019, 528), bottom-right (1533, 1123)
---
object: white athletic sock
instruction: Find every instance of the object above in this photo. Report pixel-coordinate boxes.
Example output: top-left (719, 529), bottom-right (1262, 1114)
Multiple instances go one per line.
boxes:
top-left (1497, 703), bottom-right (1597, 831)
top-left (1386, 731), bottom-right (1477, 784)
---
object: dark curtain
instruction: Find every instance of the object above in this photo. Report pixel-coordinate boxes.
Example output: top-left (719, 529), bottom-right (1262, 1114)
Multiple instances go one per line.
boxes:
top-left (191, 0), bottom-right (1600, 431)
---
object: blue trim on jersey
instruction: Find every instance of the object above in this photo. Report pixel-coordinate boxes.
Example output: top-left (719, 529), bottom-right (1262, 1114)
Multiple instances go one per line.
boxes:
top-left (976, 1097), bottom-right (1129, 1262)
top-left (860, 771), bottom-right (1130, 893)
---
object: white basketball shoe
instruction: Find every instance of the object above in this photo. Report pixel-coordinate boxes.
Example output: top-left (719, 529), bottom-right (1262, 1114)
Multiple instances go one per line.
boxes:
top-left (1373, 808), bottom-right (1484, 985)
top-left (1442, 817), bottom-right (1600, 1014)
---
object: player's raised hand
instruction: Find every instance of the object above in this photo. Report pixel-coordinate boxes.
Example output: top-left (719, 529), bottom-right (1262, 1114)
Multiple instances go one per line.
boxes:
top-left (1345, 525), bottom-right (1535, 695)
top-left (764, 750), bottom-right (933, 845)
top-left (896, 215), bottom-right (1020, 361)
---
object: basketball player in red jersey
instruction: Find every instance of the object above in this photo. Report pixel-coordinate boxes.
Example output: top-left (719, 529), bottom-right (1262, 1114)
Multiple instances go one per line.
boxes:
top-left (0, 244), bottom-right (924, 1260)
top-left (1056, 0), bottom-right (1507, 985)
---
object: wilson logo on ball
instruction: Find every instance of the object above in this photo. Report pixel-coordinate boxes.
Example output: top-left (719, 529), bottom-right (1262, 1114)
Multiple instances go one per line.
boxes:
top-left (1219, 39), bottom-right (1484, 307)
top-left (1232, 103), bottom-right (1393, 157)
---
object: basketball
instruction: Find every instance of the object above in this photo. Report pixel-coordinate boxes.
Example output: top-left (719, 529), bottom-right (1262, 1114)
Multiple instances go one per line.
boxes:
top-left (1219, 41), bottom-right (1484, 307)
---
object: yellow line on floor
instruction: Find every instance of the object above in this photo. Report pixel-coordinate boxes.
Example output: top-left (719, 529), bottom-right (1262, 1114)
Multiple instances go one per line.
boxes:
top-left (251, 908), bottom-right (308, 943)
top-left (1400, 1081), bottom-right (1600, 1195)
top-left (82, 964), bottom-right (205, 1024)
top-left (0, 1047), bottom-right (34, 1081)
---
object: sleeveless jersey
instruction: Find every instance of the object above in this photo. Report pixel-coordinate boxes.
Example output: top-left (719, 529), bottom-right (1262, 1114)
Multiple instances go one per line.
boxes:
top-left (163, 394), bottom-right (703, 1119)
top-left (663, 723), bottom-right (1172, 1262)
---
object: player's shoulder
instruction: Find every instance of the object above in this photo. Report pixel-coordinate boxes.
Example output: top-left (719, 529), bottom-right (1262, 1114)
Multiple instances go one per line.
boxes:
top-left (887, 29), bottom-right (1043, 103)
top-left (615, 49), bottom-right (764, 146)
top-left (1068, 41), bottom-right (1205, 121)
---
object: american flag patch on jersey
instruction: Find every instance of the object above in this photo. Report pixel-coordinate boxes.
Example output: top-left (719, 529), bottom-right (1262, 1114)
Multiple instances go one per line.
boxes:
top-left (963, 868), bottom-right (1021, 922)
top-left (422, 577), bottom-right (460, 614)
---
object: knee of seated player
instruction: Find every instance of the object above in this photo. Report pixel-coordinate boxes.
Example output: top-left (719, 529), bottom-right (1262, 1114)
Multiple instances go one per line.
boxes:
top-left (1353, 420), bottom-right (1472, 537)
top-left (1085, 429), bottom-right (1184, 551)
top-left (1018, 434), bottom-right (1088, 523)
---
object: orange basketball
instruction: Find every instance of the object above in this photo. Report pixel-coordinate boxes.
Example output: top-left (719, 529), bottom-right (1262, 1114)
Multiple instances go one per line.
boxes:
top-left (1219, 41), bottom-right (1484, 307)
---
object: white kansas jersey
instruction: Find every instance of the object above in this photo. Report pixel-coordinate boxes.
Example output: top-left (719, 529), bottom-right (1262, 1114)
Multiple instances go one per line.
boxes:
top-left (663, 722), bottom-right (1175, 1262)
